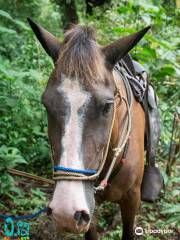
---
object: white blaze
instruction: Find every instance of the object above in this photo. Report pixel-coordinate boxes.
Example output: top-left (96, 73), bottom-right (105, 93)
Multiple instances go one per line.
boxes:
top-left (50, 75), bottom-right (91, 219)
top-left (57, 75), bottom-right (90, 169)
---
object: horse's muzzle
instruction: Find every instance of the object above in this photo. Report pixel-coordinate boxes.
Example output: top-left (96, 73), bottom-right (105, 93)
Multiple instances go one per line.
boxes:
top-left (48, 205), bottom-right (90, 234)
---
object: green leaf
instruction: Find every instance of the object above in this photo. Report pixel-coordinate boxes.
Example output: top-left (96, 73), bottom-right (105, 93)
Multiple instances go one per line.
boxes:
top-left (0, 26), bottom-right (16, 34)
top-left (117, 6), bottom-right (130, 14)
top-left (14, 19), bottom-right (29, 30)
top-left (0, 10), bottom-right (13, 21)
top-left (159, 65), bottom-right (176, 76)
top-left (161, 204), bottom-right (180, 214)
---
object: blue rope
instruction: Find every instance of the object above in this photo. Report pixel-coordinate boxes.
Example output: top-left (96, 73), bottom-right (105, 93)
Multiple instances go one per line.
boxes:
top-left (54, 166), bottom-right (97, 175)
top-left (0, 207), bottom-right (48, 220)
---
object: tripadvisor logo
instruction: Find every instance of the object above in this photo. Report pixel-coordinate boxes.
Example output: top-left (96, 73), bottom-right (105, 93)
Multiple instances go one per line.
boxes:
top-left (135, 225), bottom-right (173, 236)
top-left (135, 227), bottom-right (144, 236)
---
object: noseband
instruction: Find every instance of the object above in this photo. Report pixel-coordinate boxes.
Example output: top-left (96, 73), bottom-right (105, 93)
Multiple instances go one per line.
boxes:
top-left (53, 69), bottom-right (132, 191)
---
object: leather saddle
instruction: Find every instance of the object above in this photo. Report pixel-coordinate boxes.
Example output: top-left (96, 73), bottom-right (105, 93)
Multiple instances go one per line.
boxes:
top-left (121, 54), bottom-right (164, 202)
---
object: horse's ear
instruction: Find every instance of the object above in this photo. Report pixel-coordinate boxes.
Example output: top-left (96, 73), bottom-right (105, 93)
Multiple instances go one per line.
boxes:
top-left (102, 26), bottom-right (151, 70)
top-left (27, 18), bottom-right (61, 62)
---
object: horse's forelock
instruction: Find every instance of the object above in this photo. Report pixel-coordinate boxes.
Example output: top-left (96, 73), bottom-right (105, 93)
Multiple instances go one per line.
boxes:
top-left (56, 25), bottom-right (106, 85)
top-left (64, 25), bottom-right (96, 43)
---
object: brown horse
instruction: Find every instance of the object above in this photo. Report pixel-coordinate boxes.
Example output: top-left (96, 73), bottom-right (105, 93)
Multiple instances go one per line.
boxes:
top-left (28, 18), bottom-right (150, 240)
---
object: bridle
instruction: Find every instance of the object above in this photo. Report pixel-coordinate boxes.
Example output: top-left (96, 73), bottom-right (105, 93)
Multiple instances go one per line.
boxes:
top-left (53, 66), bottom-right (133, 192)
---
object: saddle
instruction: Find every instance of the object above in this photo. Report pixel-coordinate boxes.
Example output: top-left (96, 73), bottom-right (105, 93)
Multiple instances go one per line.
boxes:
top-left (116, 55), bottom-right (164, 202)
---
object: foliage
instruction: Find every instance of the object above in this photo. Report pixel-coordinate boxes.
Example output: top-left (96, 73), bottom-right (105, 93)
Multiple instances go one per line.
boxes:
top-left (86, 0), bottom-right (179, 159)
top-left (0, 8), bottom-right (54, 201)
top-left (0, 0), bottom-right (179, 239)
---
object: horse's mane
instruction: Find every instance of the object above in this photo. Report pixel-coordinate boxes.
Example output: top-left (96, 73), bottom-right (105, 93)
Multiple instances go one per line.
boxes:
top-left (57, 25), bottom-right (105, 84)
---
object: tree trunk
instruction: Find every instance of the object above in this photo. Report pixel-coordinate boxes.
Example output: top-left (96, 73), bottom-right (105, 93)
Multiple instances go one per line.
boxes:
top-left (55, 0), bottom-right (79, 30)
top-left (85, 0), bottom-right (110, 15)
top-left (166, 113), bottom-right (180, 176)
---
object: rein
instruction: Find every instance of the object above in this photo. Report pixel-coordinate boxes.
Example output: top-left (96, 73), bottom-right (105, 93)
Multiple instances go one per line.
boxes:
top-left (8, 65), bottom-right (132, 192)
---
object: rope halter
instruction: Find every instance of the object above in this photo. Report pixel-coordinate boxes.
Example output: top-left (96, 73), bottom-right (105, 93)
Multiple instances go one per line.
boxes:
top-left (53, 71), bottom-right (132, 192)
top-left (53, 100), bottom-right (117, 182)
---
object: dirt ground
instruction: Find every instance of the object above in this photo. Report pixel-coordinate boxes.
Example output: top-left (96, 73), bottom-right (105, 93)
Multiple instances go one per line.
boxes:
top-left (30, 208), bottom-right (121, 240)
top-left (30, 215), bottom-right (82, 240)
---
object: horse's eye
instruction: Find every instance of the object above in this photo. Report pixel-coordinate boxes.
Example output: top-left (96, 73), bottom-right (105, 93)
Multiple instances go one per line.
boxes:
top-left (102, 102), bottom-right (114, 116)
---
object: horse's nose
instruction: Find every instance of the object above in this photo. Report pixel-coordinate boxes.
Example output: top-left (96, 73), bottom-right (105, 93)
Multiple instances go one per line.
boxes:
top-left (49, 202), bottom-right (90, 227)
top-left (74, 211), bottom-right (90, 226)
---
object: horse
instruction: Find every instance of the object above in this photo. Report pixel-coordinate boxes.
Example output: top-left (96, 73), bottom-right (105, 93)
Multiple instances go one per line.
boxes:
top-left (28, 18), bottom-right (150, 240)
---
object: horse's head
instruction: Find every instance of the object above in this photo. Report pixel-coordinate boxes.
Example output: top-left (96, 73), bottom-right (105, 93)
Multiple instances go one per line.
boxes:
top-left (28, 18), bottom-right (149, 234)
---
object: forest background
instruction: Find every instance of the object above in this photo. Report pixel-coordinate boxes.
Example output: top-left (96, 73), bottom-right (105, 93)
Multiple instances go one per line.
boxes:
top-left (0, 0), bottom-right (179, 239)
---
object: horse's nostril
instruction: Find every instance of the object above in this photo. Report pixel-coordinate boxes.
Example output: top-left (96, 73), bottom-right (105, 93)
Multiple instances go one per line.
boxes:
top-left (83, 212), bottom-right (90, 223)
top-left (74, 211), bottom-right (90, 226)
top-left (47, 206), bottom-right (52, 216)
top-left (74, 211), bottom-right (82, 224)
